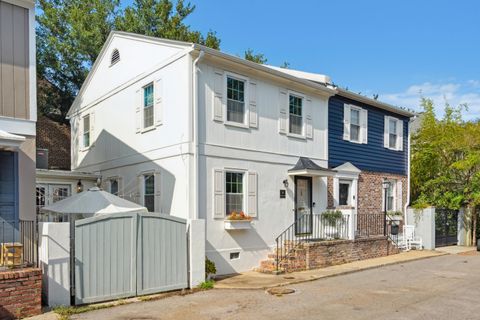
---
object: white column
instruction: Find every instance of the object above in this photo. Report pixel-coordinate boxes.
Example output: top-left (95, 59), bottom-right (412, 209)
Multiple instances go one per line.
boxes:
top-left (188, 219), bottom-right (206, 287)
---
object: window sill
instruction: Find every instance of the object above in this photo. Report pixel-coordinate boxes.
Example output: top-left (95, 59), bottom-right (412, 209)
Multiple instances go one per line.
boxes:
top-left (287, 133), bottom-right (307, 140)
top-left (225, 121), bottom-right (249, 129)
top-left (224, 219), bottom-right (252, 230)
top-left (80, 145), bottom-right (93, 152)
top-left (345, 139), bottom-right (364, 145)
top-left (141, 126), bottom-right (156, 134)
top-left (385, 146), bottom-right (401, 151)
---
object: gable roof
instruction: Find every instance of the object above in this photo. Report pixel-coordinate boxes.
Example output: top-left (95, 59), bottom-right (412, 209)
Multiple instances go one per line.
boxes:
top-left (68, 31), bottom-right (415, 119)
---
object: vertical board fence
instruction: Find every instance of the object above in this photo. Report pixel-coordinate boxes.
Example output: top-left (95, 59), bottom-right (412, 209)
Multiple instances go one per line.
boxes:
top-left (73, 212), bottom-right (187, 305)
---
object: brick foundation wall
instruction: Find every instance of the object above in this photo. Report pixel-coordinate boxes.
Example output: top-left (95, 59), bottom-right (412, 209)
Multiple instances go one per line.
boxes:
top-left (327, 171), bottom-right (407, 215)
top-left (281, 237), bottom-right (398, 272)
top-left (0, 268), bottom-right (42, 319)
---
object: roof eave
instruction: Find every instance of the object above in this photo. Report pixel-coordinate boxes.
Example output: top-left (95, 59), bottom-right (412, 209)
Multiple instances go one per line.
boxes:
top-left (337, 88), bottom-right (416, 118)
top-left (191, 44), bottom-right (337, 97)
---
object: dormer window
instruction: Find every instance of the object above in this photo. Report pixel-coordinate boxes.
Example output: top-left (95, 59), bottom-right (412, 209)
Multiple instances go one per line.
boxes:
top-left (111, 49), bottom-right (120, 66)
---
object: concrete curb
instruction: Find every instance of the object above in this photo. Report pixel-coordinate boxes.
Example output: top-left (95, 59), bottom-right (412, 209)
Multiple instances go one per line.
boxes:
top-left (215, 252), bottom-right (449, 290)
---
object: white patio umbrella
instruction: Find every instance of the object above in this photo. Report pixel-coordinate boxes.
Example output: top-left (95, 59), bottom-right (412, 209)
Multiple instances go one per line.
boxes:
top-left (40, 187), bottom-right (147, 218)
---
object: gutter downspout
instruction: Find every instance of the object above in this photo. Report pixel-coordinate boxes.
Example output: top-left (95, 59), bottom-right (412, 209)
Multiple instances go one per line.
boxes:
top-left (192, 49), bottom-right (205, 220)
top-left (404, 115), bottom-right (417, 225)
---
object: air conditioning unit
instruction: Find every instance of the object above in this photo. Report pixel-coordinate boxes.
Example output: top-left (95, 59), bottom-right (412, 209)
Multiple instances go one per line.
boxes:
top-left (36, 148), bottom-right (48, 169)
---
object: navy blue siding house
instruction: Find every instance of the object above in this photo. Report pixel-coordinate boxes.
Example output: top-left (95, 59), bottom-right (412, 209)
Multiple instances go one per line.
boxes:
top-left (326, 90), bottom-right (414, 218)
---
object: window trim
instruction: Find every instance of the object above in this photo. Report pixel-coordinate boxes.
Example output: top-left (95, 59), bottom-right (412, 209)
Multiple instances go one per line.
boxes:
top-left (385, 116), bottom-right (402, 151)
top-left (224, 72), bottom-right (250, 128)
top-left (349, 106), bottom-right (362, 143)
top-left (224, 169), bottom-right (247, 216)
top-left (106, 176), bottom-right (121, 196)
top-left (383, 180), bottom-right (397, 212)
top-left (287, 90), bottom-right (306, 139)
top-left (143, 173), bottom-right (155, 212)
top-left (81, 114), bottom-right (91, 151)
top-left (338, 180), bottom-right (352, 206)
top-left (142, 82), bottom-right (155, 131)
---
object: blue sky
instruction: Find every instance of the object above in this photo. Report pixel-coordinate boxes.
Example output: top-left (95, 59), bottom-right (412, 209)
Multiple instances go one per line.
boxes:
top-left (125, 0), bottom-right (480, 118)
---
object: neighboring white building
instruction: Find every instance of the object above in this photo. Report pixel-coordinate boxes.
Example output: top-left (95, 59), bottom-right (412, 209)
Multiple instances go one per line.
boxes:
top-left (67, 32), bottom-right (405, 275)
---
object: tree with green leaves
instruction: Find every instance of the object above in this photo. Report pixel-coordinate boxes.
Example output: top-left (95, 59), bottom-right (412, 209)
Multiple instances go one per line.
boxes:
top-left (412, 98), bottom-right (480, 245)
top-left (244, 48), bottom-right (267, 64)
top-left (36, 0), bottom-right (220, 123)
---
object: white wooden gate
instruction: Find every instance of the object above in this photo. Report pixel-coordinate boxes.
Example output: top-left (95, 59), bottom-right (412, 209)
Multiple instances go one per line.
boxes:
top-left (73, 212), bottom-right (187, 305)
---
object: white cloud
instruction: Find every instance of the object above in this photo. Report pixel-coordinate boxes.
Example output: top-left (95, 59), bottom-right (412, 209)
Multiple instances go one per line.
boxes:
top-left (380, 81), bottom-right (480, 120)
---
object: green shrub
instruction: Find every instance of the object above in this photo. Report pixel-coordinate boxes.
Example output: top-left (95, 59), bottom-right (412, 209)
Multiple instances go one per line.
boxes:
top-left (205, 257), bottom-right (216, 279)
top-left (322, 210), bottom-right (344, 226)
top-left (198, 279), bottom-right (215, 290)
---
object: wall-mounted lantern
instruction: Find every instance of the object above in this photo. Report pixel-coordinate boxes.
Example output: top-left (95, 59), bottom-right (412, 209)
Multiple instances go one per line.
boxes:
top-left (76, 179), bottom-right (84, 193)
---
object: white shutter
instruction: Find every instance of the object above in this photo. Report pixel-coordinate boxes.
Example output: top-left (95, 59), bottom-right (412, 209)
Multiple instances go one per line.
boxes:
top-left (247, 172), bottom-right (258, 217)
top-left (213, 69), bottom-right (224, 122)
top-left (135, 88), bottom-right (142, 133)
top-left (305, 98), bottom-right (313, 139)
top-left (248, 81), bottom-right (258, 128)
top-left (396, 180), bottom-right (403, 212)
top-left (213, 169), bottom-right (225, 219)
top-left (154, 78), bottom-right (163, 126)
top-left (118, 177), bottom-right (123, 198)
top-left (278, 89), bottom-right (288, 134)
top-left (89, 111), bottom-right (95, 146)
top-left (104, 179), bottom-right (111, 192)
top-left (154, 171), bottom-right (162, 212)
top-left (384, 116), bottom-right (390, 148)
top-left (343, 104), bottom-right (350, 140)
top-left (360, 109), bottom-right (368, 144)
top-left (137, 175), bottom-right (143, 205)
top-left (397, 119), bottom-right (404, 151)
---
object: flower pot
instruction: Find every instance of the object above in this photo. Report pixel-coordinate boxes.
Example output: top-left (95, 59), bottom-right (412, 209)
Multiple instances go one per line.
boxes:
top-left (224, 220), bottom-right (252, 230)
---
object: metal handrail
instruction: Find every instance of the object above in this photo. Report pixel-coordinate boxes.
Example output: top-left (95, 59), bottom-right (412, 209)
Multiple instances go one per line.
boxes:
top-left (275, 214), bottom-right (350, 272)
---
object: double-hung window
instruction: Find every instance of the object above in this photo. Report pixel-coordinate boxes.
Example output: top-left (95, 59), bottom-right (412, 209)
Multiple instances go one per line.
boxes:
top-left (350, 109), bottom-right (361, 142)
top-left (143, 83), bottom-right (154, 128)
top-left (385, 181), bottom-right (395, 211)
top-left (83, 115), bottom-right (90, 148)
top-left (144, 174), bottom-right (155, 212)
top-left (227, 76), bottom-right (246, 124)
top-left (389, 119), bottom-right (398, 149)
top-left (225, 172), bottom-right (244, 215)
top-left (289, 94), bottom-right (303, 135)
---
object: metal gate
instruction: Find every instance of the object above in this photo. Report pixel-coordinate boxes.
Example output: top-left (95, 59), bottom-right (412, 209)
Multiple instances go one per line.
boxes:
top-left (435, 209), bottom-right (458, 247)
top-left (73, 212), bottom-right (187, 305)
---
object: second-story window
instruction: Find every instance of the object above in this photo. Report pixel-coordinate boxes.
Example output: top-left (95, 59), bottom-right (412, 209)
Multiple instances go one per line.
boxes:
top-left (350, 109), bottom-right (361, 142)
top-left (227, 77), bottom-right (245, 123)
top-left (289, 94), bottom-right (303, 135)
top-left (389, 119), bottom-right (398, 149)
top-left (143, 83), bottom-right (154, 128)
top-left (83, 115), bottom-right (90, 148)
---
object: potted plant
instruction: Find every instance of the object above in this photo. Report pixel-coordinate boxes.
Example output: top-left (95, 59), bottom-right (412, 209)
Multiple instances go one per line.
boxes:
top-left (321, 210), bottom-right (345, 239)
top-left (224, 211), bottom-right (252, 230)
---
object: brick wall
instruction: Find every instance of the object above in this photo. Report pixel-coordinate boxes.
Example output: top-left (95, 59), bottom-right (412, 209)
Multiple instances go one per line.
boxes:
top-left (0, 268), bottom-right (42, 319)
top-left (280, 237), bottom-right (398, 272)
top-left (36, 115), bottom-right (71, 170)
top-left (327, 171), bottom-right (407, 215)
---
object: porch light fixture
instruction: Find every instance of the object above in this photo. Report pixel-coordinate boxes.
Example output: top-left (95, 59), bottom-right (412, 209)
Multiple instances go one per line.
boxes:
top-left (283, 179), bottom-right (289, 188)
top-left (76, 179), bottom-right (84, 193)
top-left (382, 180), bottom-right (390, 190)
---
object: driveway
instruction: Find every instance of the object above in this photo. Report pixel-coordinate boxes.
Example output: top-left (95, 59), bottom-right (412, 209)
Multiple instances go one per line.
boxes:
top-left (73, 252), bottom-right (480, 320)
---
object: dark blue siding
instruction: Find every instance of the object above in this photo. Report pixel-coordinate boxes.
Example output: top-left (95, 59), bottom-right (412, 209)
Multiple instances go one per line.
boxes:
top-left (328, 95), bottom-right (409, 175)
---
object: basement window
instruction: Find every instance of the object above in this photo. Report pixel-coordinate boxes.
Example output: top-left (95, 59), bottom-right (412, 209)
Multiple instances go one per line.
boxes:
top-left (230, 252), bottom-right (240, 260)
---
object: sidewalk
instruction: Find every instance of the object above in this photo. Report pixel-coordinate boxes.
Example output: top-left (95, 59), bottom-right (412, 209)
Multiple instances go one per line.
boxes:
top-left (215, 250), bottom-right (447, 290)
